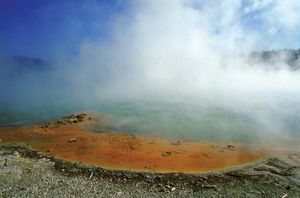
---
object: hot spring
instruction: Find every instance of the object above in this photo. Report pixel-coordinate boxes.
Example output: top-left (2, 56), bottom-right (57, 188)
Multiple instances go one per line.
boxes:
top-left (1, 97), bottom-right (300, 145)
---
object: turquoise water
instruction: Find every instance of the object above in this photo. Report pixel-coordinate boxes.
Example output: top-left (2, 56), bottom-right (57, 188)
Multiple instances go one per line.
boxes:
top-left (1, 100), bottom-right (299, 142)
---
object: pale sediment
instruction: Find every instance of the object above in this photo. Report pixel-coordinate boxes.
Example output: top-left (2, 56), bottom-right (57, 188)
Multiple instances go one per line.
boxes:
top-left (0, 143), bottom-right (299, 197)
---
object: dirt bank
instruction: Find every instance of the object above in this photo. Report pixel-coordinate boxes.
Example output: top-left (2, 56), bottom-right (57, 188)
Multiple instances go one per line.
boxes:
top-left (0, 143), bottom-right (299, 197)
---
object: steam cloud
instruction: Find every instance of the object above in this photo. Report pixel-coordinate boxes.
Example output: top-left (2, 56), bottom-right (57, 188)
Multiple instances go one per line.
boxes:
top-left (1, 0), bottom-right (300, 142)
top-left (75, 0), bottom-right (300, 100)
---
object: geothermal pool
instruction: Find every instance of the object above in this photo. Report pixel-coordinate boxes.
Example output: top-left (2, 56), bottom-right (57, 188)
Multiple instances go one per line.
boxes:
top-left (1, 100), bottom-right (300, 143)
top-left (0, 113), bottom-right (265, 173)
top-left (0, 101), bottom-right (299, 173)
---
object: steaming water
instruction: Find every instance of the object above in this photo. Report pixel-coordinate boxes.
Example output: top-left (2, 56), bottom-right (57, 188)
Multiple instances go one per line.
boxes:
top-left (1, 100), bottom-right (300, 143)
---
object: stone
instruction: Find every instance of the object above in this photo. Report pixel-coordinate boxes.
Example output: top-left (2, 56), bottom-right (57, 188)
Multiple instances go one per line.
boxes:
top-left (76, 114), bottom-right (86, 119)
top-left (201, 184), bottom-right (217, 189)
top-left (226, 145), bottom-right (235, 150)
top-left (161, 151), bottom-right (172, 157)
top-left (285, 185), bottom-right (292, 190)
top-left (203, 154), bottom-right (209, 158)
top-left (116, 191), bottom-right (123, 196)
top-left (69, 118), bottom-right (76, 123)
top-left (13, 151), bottom-right (20, 157)
top-left (68, 138), bottom-right (77, 143)
top-left (171, 140), bottom-right (182, 146)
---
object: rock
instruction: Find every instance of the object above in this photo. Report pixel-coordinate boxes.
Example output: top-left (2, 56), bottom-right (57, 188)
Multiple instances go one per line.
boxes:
top-left (203, 154), bottom-right (209, 158)
top-left (76, 114), bottom-right (86, 119)
top-left (56, 120), bottom-right (64, 124)
top-left (69, 118), bottom-right (79, 123)
top-left (156, 184), bottom-right (166, 192)
top-left (0, 138), bottom-right (2, 142)
top-left (226, 145), bottom-right (235, 150)
top-left (89, 172), bottom-right (93, 180)
top-left (41, 124), bottom-right (48, 128)
top-left (116, 191), bottom-right (123, 196)
top-left (63, 115), bottom-right (75, 119)
top-left (282, 194), bottom-right (288, 198)
top-left (161, 151), bottom-right (172, 157)
top-left (13, 151), bottom-right (20, 157)
top-left (285, 185), bottom-right (292, 190)
top-left (37, 152), bottom-right (44, 158)
top-left (201, 184), bottom-right (217, 189)
top-left (171, 141), bottom-right (182, 146)
top-left (62, 114), bottom-right (86, 123)
top-left (68, 138), bottom-right (77, 143)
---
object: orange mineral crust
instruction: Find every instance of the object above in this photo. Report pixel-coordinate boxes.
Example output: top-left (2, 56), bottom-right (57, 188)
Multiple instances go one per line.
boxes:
top-left (0, 113), bottom-right (266, 173)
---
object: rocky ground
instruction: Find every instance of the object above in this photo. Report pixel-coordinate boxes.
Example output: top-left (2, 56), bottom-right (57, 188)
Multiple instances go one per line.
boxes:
top-left (0, 143), bottom-right (299, 198)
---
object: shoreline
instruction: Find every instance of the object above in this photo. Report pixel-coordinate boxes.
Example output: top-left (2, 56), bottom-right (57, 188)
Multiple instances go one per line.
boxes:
top-left (0, 142), bottom-right (299, 197)
top-left (0, 112), bottom-right (299, 197)
top-left (0, 113), bottom-right (269, 173)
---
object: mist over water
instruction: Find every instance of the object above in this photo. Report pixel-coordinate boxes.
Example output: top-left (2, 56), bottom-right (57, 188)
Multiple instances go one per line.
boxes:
top-left (1, 0), bottom-right (300, 143)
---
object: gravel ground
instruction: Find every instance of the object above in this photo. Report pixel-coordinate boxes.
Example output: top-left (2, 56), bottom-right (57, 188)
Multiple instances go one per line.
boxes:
top-left (0, 143), bottom-right (299, 198)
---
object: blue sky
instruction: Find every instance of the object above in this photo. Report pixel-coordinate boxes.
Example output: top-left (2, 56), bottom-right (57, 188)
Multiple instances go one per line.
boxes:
top-left (0, 0), bottom-right (300, 59)
top-left (0, 0), bottom-right (126, 59)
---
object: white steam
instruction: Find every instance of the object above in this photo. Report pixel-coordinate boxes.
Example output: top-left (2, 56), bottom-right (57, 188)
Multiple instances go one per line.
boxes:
top-left (1, 0), bottom-right (300, 143)
top-left (74, 0), bottom-right (300, 101)
top-left (68, 0), bottom-right (300, 142)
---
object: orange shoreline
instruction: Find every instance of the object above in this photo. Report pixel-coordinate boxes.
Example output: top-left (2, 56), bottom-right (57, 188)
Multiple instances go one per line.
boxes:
top-left (0, 113), bottom-right (281, 173)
